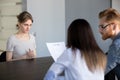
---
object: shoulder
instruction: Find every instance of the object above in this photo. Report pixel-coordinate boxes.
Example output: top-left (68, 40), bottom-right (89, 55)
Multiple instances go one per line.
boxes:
top-left (62, 48), bottom-right (82, 56)
top-left (108, 38), bottom-right (120, 55)
top-left (7, 35), bottom-right (16, 41)
top-left (57, 48), bottom-right (72, 60)
top-left (113, 34), bottom-right (120, 45)
top-left (112, 38), bottom-right (120, 47)
top-left (29, 34), bottom-right (35, 40)
top-left (56, 48), bottom-right (73, 66)
top-left (6, 35), bottom-right (16, 45)
top-left (63, 48), bottom-right (73, 56)
top-left (59, 48), bottom-right (81, 60)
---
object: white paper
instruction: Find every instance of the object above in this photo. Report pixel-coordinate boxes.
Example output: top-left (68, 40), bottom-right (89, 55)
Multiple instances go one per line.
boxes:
top-left (46, 42), bottom-right (66, 61)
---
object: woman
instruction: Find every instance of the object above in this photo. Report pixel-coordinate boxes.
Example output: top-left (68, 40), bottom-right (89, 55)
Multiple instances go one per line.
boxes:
top-left (44, 19), bottom-right (107, 80)
top-left (6, 11), bottom-right (36, 61)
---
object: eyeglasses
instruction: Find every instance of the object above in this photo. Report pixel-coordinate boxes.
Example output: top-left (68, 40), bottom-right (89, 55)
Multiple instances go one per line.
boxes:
top-left (98, 23), bottom-right (113, 29)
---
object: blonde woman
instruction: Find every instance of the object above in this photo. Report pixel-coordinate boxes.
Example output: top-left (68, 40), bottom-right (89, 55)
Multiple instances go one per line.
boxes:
top-left (6, 11), bottom-right (36, 61)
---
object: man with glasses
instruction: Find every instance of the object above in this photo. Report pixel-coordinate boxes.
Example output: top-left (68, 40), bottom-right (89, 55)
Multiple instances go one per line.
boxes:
top-left (98, 8), bottom-right (120, 80)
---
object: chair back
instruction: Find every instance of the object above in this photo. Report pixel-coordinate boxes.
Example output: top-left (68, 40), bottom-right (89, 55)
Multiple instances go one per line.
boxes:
top-left (0, 51), bottom-right (6, 62)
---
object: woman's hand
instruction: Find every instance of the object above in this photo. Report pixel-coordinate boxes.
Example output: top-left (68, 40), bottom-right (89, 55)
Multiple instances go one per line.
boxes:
top-left (27, 49), bottom-right (35, 59)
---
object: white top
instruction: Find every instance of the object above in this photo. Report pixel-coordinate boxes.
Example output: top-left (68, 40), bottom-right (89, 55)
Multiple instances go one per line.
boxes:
top-left (45, 48), bottom-right (104, 80)
top-left (6, 34), bottom-right (36, 59)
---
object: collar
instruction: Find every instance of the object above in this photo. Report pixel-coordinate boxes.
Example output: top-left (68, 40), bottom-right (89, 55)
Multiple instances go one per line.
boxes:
top-left (113, 32), bottom-right (120, 41)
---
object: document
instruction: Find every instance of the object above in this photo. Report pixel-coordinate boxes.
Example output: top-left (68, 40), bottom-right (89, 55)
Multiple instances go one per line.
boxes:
top-left (46, 42), bottom-right (66, 61)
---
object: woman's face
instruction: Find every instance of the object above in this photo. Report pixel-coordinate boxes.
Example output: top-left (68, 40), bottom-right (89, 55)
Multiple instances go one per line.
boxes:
top-left (19, 19), bottom-right (32, 33)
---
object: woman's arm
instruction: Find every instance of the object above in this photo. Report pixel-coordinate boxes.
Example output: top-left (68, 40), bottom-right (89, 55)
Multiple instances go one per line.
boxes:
top-left (6, 51), bottom-right (13, 61)
top-left (44, 63), bottom-right (65, 80)
top-left (6, 51), bottom-right (28, 61)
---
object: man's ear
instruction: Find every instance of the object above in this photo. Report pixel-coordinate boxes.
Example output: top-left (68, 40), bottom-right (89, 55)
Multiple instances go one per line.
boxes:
top-left (113, 24), bottom-right (116, 30)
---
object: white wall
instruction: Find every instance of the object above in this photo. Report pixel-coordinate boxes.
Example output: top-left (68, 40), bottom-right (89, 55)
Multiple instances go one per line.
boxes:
top-left (112, 0), bottom-right (120, 12)
top-left (26, 0), bottom-right (111, 57)
top-left (65, 0), bottom-right (111, 53)
top-left (27, 0), bottom-right (65, 57)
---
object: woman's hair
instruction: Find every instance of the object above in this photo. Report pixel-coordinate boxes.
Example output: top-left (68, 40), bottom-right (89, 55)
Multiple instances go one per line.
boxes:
top-left (16, 11), bottom-right (33, 28)
top-left (67, 19), bottom-right (106, 72)
top-left (99, 8), bottom-right (120, 22)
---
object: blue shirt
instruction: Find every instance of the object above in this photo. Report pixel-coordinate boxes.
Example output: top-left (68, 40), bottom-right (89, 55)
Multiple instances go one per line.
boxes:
top-left (106, 32), bottom-right (120, 74)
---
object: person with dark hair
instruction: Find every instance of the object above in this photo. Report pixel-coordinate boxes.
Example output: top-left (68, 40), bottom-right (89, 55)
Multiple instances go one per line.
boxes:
top-left (44, 19), bottom-right (107, 80)
top-left (98, 8), bottom-right (120, 80)
top-left (6, 11), bottom-right (36, 61)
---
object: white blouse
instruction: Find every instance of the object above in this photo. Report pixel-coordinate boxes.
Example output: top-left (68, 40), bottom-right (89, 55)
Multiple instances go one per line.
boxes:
top-left (44, 48), bottom-right (104, 80)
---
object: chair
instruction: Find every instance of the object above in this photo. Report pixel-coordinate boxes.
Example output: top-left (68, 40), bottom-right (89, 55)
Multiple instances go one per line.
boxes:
top-left (0, 51), bottom-right (6, 62)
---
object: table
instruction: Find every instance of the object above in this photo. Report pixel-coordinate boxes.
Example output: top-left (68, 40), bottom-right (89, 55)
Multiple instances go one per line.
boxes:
top-left (0, 57), bottom-right (54, 80)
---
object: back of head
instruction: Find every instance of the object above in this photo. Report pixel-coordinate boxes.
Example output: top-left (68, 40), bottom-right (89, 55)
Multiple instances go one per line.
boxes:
top-left (17, 11), bottom-right (33, 23)
top-left (67, 19), bottom-right (106, 72)
top-left (99, 8), bottom-right (120, 23)
top-left (67, 19), bottom-right (96, 51)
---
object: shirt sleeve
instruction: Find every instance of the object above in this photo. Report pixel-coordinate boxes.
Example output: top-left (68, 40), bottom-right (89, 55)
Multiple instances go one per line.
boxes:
top-left (6, 36), bottom-right (14, 51)
top-left (44, 49), bottom-right (70, 80)
top-left (44, 60), bottom-right (65, 80)
top-left (105, 40), bottom-right (120, 74)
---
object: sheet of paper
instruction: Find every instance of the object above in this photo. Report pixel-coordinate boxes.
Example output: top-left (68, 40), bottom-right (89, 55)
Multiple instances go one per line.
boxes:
top-left (46, 42), bottom-right (66, 61)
